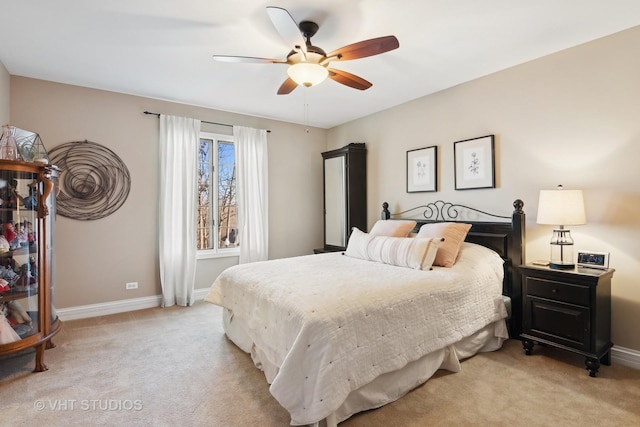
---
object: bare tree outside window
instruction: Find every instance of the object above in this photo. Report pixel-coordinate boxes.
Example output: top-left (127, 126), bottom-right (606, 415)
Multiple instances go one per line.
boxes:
top-left (217, 141), bottom-right (238, 248)
top-left (197, 136), bottom-right (237, 252)
top-left (197, 139), bottom-right (212, 250)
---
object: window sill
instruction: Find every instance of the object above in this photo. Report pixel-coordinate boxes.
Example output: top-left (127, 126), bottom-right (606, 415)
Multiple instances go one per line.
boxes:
top-left (197, 249), bottom-right (240, 260)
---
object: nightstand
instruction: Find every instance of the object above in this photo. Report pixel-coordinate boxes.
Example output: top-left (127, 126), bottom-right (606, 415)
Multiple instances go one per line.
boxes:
top-left (314, 248), bottom-right (335, 254)
top-left (519, 264), bottom-right (614, 377)
top-left (313, 247), bottom-right (345, 254)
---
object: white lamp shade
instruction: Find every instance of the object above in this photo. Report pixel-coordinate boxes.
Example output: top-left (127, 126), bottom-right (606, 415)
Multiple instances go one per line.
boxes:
top-left (287, 62), bottom-right (329, 87)
top-left (537, 188), bottom-right (586, 226)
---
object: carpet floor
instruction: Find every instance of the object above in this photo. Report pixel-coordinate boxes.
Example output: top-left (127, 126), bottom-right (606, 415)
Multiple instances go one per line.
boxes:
top-left (1, 301), bottom-right (639, 426)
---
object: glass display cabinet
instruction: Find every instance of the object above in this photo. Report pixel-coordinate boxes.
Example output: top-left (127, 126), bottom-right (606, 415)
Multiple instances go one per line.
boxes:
top-left (0, 154), bottom-right (60, 371)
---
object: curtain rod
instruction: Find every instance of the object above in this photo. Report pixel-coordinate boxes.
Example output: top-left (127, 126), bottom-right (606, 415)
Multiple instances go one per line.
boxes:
top-left (143, 111), bottom-right (270, 133)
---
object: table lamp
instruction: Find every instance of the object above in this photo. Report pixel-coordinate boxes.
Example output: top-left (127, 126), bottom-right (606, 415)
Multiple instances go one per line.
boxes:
top-left (536, 185), bottom-right (586, 269)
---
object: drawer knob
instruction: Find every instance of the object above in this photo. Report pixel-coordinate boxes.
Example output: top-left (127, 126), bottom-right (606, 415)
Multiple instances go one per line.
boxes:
top-left (551, 288), bottom-right (558, 293)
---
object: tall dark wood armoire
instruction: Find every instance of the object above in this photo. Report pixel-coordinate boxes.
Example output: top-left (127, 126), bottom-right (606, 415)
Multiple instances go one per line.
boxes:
top-left (321, 143), bottom-right (366, 252)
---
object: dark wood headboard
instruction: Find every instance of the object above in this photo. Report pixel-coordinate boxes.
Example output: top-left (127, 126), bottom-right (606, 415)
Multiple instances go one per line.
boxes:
top-left (381, 200), bottom-right (525, 337)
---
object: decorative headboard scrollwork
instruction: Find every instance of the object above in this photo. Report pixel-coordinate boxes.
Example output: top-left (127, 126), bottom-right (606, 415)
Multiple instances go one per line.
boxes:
top-left (381, 200), bottom-right (518, 222)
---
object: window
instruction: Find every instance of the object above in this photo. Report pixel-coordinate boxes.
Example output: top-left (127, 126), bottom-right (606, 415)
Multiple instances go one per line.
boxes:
top-left (197, 132), bottom-right (238, 256)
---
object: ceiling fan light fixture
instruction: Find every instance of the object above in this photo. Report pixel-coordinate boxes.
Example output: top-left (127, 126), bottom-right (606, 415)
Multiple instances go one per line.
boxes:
top-left (287, 62), bottom-right (328, 87)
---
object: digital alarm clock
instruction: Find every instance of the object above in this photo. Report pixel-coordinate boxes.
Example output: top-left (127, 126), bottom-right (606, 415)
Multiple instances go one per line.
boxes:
top-left (577, 250), bottom-right (609, 270)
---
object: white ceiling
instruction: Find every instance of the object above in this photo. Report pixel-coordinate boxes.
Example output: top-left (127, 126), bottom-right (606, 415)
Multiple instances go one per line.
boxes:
top-left (2, 1), bottom-right (639, 129)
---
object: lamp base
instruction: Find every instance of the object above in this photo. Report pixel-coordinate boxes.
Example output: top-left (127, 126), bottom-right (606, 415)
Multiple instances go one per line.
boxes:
top-left (549, 261), bottom-right (575, 269)
top-left (549, 228), bottom-right (575, 270)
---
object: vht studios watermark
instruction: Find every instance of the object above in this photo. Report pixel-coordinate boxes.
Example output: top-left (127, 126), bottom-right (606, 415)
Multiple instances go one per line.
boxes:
top-left (34, 399), bottom-right (143, 411)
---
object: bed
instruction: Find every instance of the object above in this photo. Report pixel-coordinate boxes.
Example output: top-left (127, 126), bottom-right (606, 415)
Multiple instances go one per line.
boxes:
top-left (205, 199), bottom-right (525, 426)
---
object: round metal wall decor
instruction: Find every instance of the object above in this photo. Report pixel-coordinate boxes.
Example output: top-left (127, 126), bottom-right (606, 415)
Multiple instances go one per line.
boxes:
top-left (48, 140), bottom-right (131, 220)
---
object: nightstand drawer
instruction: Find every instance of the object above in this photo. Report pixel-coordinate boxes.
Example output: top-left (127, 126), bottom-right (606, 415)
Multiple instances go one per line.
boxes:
top-left (525, 277), bottom-right (590, 306)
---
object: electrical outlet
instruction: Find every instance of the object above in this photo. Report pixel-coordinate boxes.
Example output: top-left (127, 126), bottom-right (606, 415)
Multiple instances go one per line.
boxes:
top-left (125, 282), bottom-right (138, 290)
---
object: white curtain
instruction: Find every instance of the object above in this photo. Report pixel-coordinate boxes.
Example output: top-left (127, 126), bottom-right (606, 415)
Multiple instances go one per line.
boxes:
top-left (234, 125), bottom-right (269, 263)
top-left (158, 114), bottom-right (200, 306)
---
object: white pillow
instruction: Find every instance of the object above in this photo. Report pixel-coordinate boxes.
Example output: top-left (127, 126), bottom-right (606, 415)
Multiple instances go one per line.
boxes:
top-left (368, 219), bottom-right (417, 237)
top-left (345, 227), bottom-right (374, 260)
top-left (456, 242), bottom-right (504, 267)
top-left (346, 227), bottom-right (441, 270)
top-left (455, 243), bottom-right (504, 282)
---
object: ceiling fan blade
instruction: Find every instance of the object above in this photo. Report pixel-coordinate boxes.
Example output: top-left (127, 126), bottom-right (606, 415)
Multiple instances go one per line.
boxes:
top-left (327, 36), bottom-right (399, 61)
top-left (277, 78), bottom-right (298, 95)
top-left (213, 55), bottom-right (286, 64)
top-left (266, 6), bottom-right (307, 55)
top-left (328, 69), bottom-right (372, 90)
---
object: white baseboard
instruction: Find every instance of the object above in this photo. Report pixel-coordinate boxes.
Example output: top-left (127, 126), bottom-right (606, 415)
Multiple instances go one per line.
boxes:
top-left (611, 345), bottom-right (640, 370)
top-left (56, 288), bottom-right (211, 322)
top-left (55, 294), bottom-right (640, 370)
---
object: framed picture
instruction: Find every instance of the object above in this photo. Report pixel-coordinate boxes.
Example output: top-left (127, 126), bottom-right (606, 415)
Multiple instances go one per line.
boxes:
top-left (407, 145), bottom-right (437, 193)
top-left (454, 134), bottom-right (495, 190)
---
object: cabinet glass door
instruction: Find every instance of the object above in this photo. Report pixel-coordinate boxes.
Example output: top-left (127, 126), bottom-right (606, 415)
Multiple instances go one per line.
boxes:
top-left (0, 169), bottom-right (40, 340)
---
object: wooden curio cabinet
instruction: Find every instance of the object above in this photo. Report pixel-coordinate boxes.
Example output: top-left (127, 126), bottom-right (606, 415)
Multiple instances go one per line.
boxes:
top-left (0, 159), bottom-right (60, 372)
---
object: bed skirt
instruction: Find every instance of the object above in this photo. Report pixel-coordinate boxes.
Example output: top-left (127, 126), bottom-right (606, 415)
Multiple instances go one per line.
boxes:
top-left (222, 308), bottom-right (508, 427)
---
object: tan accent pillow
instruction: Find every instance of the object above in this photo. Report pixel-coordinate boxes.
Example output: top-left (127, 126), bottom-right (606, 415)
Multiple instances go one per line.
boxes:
top-left (368, 219), bottom-right (417, 237)
top-left (346, 227), bottom-right (441, 270)
top-left (416, 222), bottom-right (472, 267)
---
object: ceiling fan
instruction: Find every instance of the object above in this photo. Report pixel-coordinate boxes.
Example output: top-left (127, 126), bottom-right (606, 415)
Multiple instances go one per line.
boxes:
top-left (213, 6), bottom-right (399, 94)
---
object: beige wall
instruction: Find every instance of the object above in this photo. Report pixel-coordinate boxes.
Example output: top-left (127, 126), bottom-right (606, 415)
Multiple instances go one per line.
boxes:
top-left (0, 60), bottom-right (9, 124)
top-left (328, 26), bottom-right (640, 351)
top-left (10, 77), bottom-right (326, 307)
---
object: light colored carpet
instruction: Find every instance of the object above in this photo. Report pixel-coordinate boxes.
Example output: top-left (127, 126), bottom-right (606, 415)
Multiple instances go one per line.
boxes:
top-left (1, 301), bottom-right (639, 426)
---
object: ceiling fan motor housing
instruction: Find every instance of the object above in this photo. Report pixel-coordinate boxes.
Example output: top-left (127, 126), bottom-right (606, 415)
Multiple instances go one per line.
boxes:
top-left (298, 21), bottom-right (319, 39)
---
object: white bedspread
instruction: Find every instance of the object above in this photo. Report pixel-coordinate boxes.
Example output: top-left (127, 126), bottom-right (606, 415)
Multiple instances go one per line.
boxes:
top-left (205, 243), bottom-right (507, 426)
